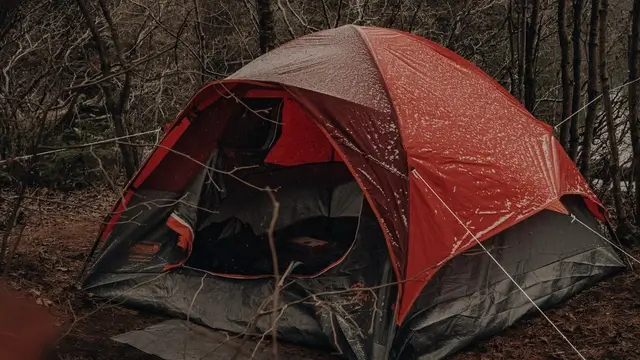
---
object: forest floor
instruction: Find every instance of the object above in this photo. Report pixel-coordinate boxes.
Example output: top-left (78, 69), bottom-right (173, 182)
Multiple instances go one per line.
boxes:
top-left (1, 188), bottom-right (640, 360)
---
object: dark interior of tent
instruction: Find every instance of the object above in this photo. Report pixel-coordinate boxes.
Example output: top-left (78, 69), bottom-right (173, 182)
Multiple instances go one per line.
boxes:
top-left (183, 92), bottom-right (371, 277)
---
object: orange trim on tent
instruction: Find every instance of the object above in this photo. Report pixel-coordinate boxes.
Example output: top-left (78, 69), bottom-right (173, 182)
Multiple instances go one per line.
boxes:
top-left (163, 214), bottom-right (194, 271)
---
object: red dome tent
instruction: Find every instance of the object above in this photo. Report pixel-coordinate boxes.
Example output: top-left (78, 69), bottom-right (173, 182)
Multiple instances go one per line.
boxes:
top-left (82, 25), bottom-right (623, 359)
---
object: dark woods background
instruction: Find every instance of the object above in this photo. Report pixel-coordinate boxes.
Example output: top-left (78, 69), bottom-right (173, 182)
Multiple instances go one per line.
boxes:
top-left (1, 0), bottom-right (640, 241)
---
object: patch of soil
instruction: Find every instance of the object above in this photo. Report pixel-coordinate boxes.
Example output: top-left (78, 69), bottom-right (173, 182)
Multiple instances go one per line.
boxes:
top-left (2, 188), bottom-right (640, 360)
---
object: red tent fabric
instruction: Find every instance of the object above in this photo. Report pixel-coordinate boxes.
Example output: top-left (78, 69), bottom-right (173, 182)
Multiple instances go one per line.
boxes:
top-left (263, 96), bottom-right (343, 166)
top-left (103, 25), bottom-right (604, 324)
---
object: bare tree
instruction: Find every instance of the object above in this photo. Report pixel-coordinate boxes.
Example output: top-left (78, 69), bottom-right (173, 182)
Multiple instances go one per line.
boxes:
top-left (506, 0), bottom-right (526, 101)
top-left (558, 0), bottom-right (573, 150)
top-left (193, 0), bottom-right (207, 85)
top-left (524, 0), bottom-right (540, 112)
top-left (569, 0), bottom-right (584, 161)
top-left (257, 0), bottom-right (276, 54)
top-left (580, 0), bottom-right (600, 179)
top-left (600, 0), bottom-right (632, 241)
top-left (0, 0), bottom-right (76, 270)
top-left (629, 0), bottom-right (640, 222)
top-left (384, 0), bottom-right (404, 28)
top-left (517, 0), bottom-right (526, 102)
top-left (75, 0), bottom-right (139, 178)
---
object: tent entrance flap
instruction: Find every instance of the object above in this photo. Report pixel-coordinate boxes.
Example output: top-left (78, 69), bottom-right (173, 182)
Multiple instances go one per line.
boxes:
top-left (187, 163), bottom-right (366, 277)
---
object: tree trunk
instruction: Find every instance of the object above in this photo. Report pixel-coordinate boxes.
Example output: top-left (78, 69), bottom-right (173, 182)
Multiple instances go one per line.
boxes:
top-left (384, 0), bottom-right (404, 28)
top-left (600, 0), bottom-right (631, 239)
top-left (569, 0), bottom-right (583, 161)
top-left (193, 0), bottom-right (207, 85)
top-left (98, 0), bottom-right (139, 172)
top-left (517, 0), bottom-right (527, 102)
top-left (524, 0), bottom-right (539, 112)
top-left (629, 0), bottom-right (640, 222)
top-left (0, 0), bottom-right (19, 40)
top-left (558, 0), bottom-right (573, 150)
top-left (256, 0), bottom-right (275, 54)
top-left (508, 1), bottom-right (518, 94)
top-left (407, 0), bottom-right (425, 32)
top-left (76, 0), bottom-right (138, 178)
top-left (580, 0), bottom-right (600, 179)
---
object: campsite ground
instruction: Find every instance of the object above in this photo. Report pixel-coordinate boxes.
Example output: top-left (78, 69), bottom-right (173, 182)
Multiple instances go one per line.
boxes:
top-left (1, 188), bottom-right (640, 360)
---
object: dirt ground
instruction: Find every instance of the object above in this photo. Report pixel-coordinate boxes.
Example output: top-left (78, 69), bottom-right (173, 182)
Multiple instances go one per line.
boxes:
top-left (1, 188), bottom-right (640, 360)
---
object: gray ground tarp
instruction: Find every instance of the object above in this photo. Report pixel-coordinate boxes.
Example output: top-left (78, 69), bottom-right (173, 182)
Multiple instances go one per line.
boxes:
top-left (113, 319), bottom-right (338, 360)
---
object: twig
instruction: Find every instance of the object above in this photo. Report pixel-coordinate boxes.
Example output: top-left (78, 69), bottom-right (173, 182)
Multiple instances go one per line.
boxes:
top-left (1, 220), bottom-right (27, 279)
top-left (65, 299), bottom-right (78, 331)
top-left (229, 291), bottom-right (276, 360)
top-left (63, 43), bottom-right (177, 91)
top-left (0, 185), bottom-right (26, 270)
top-left (329, 314), bottom-right (343, 355)
top-left (554, 76), bottom-right (640, 130)
top-left (266, 188), bottom-right (280, 360)
top-left (7, 195), bottom-right (102, 211)
top-left (56, 272), bottom-right (168, 343)
top-left (258, 261), bottom-right (440, 317)
top-left (0, 129), bottom-right (160, 166)
top-left (89, 147), bottom-right (119, 193)
top-left (117, 141), bottom-right (272, 192)
top-left (278, 261), bottom-right (299, 288)
top-left (184, 273), bottom-right (207, 360)
top-left (250, 308), bottom-right (286, 359)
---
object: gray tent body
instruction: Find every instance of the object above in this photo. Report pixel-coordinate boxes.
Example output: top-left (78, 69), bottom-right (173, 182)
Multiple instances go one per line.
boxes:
top-left (83, 159), bottom-right (624, 359)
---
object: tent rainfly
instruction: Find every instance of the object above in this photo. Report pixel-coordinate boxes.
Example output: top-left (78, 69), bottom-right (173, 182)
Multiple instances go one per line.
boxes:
top-left (82, 25), bottom-right (624, 360)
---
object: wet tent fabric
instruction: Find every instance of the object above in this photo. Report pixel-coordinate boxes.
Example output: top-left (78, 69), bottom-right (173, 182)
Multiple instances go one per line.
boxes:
top-left (215, 25), bottom-right (602, 320)
top-left (229, 25), bottom-right (606, 320)
top-left (81, 24), bottom-right (624, 360)
top-left (392, 196), bottom-right (622, 359)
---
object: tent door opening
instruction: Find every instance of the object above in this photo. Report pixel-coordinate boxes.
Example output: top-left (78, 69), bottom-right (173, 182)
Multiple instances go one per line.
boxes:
top-left (186, 163), bottom-right (365, 277)
top-left (182, 92), bottom-right (367, 277)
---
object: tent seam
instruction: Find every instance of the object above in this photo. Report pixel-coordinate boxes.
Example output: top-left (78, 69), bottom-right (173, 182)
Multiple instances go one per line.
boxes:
top-left (352, 26), bottom-right (409, 159)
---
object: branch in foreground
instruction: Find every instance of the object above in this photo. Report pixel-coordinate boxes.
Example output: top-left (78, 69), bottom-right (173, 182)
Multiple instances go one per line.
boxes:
top-left (0, 129), bottom-right (161, 166)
